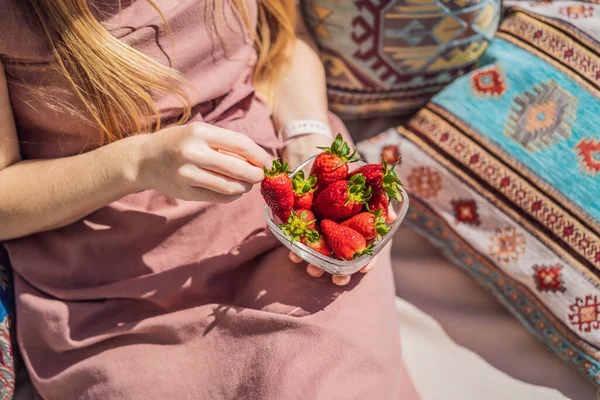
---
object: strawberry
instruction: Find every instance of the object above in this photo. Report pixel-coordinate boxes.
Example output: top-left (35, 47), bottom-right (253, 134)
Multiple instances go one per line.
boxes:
top-left (341, 210), bottom-right (389, 243)
top-left (279, 211), bottom-right (331, 257)
top-left (261, 159), bottom-right (293, 222)
top-left (349, 161), bottom-right (403, 201)
top-left (382, 145), bottom-right (401, 165)
top-left (302, 229), bottom-right (332, 257)
top-left (292, 171), bottom-right (317, 210)
top-left (310, 133), bottom-right (360, 194)
top-left (321, 219), bottom-right (373, 260)
top-left (312, 174), bottom-right (372, 221)
top-left (279, 209), bottom-right (317, 237)
top-left (367, 188), bottom-right (389, 218)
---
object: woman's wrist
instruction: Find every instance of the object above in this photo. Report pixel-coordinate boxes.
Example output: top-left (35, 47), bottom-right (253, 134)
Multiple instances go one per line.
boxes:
top-left (282, 132), bottom-right (333, 168)
top-left (279, 119), bottom-right (332, 143)
top-left (112, 134), bottom-right (151, 193)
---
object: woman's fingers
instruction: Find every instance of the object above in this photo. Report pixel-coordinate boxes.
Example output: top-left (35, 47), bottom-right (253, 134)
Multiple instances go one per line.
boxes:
top-left (386, 207), bottom-right (397, 224)
top-left (289, 252), bottom-right (367, 285)
top-left (332, 275), bottom-right (351, 286)
top-left (289, 251), bottom-right (303, 263)
top-left (199, 150), bottom-right (265, 184)
top-left (307, 265), bottom-right (352, 285)
top-left (178, 164), bottom-right (253, 195)
top-left (175, 185), bottom-right (243, 203)
top-left (360, 256), bottom-right (379, 273)
top-left (288, 253), bottom-right (326, 277)
top-left (306, 264), bottom-right (325, 278)
top-left (196, 124), bottom-right (273, 169)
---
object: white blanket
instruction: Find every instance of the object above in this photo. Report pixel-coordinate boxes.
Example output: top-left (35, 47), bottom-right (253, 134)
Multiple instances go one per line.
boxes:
top-left (392, 227), bottom-right (597, 400)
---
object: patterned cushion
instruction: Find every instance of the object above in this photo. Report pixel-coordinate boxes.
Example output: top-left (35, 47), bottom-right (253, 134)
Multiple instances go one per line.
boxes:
top-left (301, 0), bottom-right (501, 118)
top-left (357, 4), bottom-right (600, 386)
top-left (0, 246), bottom-right (15, 399)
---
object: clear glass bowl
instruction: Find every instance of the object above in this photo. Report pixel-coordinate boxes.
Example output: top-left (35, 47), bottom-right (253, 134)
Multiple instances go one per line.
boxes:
top-left (264, 155), bottom-right (409, 276)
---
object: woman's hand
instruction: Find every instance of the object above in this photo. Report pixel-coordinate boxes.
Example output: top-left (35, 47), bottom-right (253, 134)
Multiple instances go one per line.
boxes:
top-left (283, 132), bottom-right (398, 286)
top-left (288, 208), bottom-right (398, 286)
top-left (134, 122), bottom-right (272, 202)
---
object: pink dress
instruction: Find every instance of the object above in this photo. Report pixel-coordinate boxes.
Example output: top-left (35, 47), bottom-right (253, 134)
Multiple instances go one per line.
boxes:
top-left (0, 1), bottom-right (417, 398)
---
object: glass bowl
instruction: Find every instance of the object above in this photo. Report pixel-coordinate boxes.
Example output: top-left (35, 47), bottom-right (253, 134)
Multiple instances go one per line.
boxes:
top-left (264, 155), bottom-right (409, 276)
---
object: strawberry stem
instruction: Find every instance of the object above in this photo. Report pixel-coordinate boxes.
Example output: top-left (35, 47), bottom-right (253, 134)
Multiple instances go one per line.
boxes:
top-left (265, 159), bottom-right (290, 177)
top-left (345, 173), bottom-right (372, 205)
top-left (279, 210), bottom-right (318, 243)
top-left (381, 162), bottom-right (403, 201)
top-left (354, 242), bottom-right (375, 259)
top-left (339, 242), bottom-right (376, 261)
top-left (316, 133), bottom-right (360, 164)
top-left (372, 209), bottom-right (389, 237)
top-left (292, 171), bottom-right (318, 195)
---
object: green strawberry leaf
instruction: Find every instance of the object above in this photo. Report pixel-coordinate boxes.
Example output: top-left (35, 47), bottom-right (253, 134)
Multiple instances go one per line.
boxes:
top-left (346, 173), bottom-right (372, 205)
top-left (304, 228), bottom-right (320, 243)
top-left (374, 210), bottom-right (389, 237)
top-left (317, 133), bottom-right (361, 163)
top-left (265, 159), bottom-right (290, 177)
top-left (367, 208), bottom-right (389, 238)
top-left (353, 242), bottom-right (375, 259)
top-left (279, 210), bottom-right (317, 243)
top-left (293, 170), bottom-right (305, 183)
top-left (381, 161), bottom-right (404, 201)
top-left (292, 171), bottom-right (318, 195)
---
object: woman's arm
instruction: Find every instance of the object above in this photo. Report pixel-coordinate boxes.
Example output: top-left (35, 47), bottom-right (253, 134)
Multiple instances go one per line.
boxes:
top-left (273, 5), bottom-right (332, 168)
top-left (0, 64), bottom-right (270, 242)
top-left (275, 7), bottom-right (375, 285)
top-left (272, 6), bottom-right (328, 128)
top-left (0, 64), bottom-right (143, 240)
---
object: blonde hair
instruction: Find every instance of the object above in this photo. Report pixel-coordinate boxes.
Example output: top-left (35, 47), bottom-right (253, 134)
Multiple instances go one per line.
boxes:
top-left (24, 0), bottom-right (296, 143)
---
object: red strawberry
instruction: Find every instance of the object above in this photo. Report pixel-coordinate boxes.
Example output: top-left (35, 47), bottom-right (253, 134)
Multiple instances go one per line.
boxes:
top-left (292, 171), bottom-right (317, 210)
top-left (312, 174), bottom-right (372, 221)
top-left (261, 159), bottom-right (293, 222)
top-left (279, 211), bottom-right (331, 257)
top-left (367, 189), bottom-right (389, 218)
top-left (310, 133), bottom-right (360, 194)
top-left (349, 162), bottom-right (403, 201)
top-left (321, 220), bottom-right (373, 260)
top-left (382, 145), bottom-right (401, 164)
top-left (341, 210), bottom-right (389, 243)
top-left (299, 210), bottom-right (317, 230)
top-left (302, 229), bottom-right (332, 257)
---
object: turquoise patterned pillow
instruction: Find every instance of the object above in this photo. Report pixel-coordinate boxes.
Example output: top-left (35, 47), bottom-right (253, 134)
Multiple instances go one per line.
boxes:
top-left (358, 4), bottom-right (600, 386)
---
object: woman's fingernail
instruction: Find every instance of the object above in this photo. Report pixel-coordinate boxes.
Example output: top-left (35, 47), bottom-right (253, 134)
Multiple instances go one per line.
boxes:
top-left (332, 275), bottom-right (351, 286)
top-left (360, 259), bottom-right (377, 273)
top-left (289, 253), bottom-right (302, 263)
top-left (306, 265), bottom-right (325, 278)
top-left (386, 209), bottom-right (397, 223)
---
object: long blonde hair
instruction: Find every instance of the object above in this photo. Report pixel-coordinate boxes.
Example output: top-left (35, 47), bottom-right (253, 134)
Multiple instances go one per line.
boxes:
top-left (24, 0), bottom-right (295, 143)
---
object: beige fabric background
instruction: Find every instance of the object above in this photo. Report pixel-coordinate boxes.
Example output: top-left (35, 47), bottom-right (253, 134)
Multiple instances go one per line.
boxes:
top-left (395, 296), bottom-right (568, 400)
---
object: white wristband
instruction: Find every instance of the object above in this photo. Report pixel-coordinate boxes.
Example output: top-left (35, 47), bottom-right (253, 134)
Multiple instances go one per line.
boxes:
top-left (280, 120), bottom-right (332, 142)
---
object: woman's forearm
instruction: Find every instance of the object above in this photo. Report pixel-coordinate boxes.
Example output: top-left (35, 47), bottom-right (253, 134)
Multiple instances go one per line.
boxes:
top-left (274, 9), bottom-right (338, 168)
top-left (272, 14), bottom-right (329, 128)
top-left (0, 135), bottom-right (143, 241)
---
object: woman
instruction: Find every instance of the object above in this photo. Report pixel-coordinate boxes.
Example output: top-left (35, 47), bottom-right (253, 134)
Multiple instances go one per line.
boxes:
top-left (0, 1), bottom-right (416, 398)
